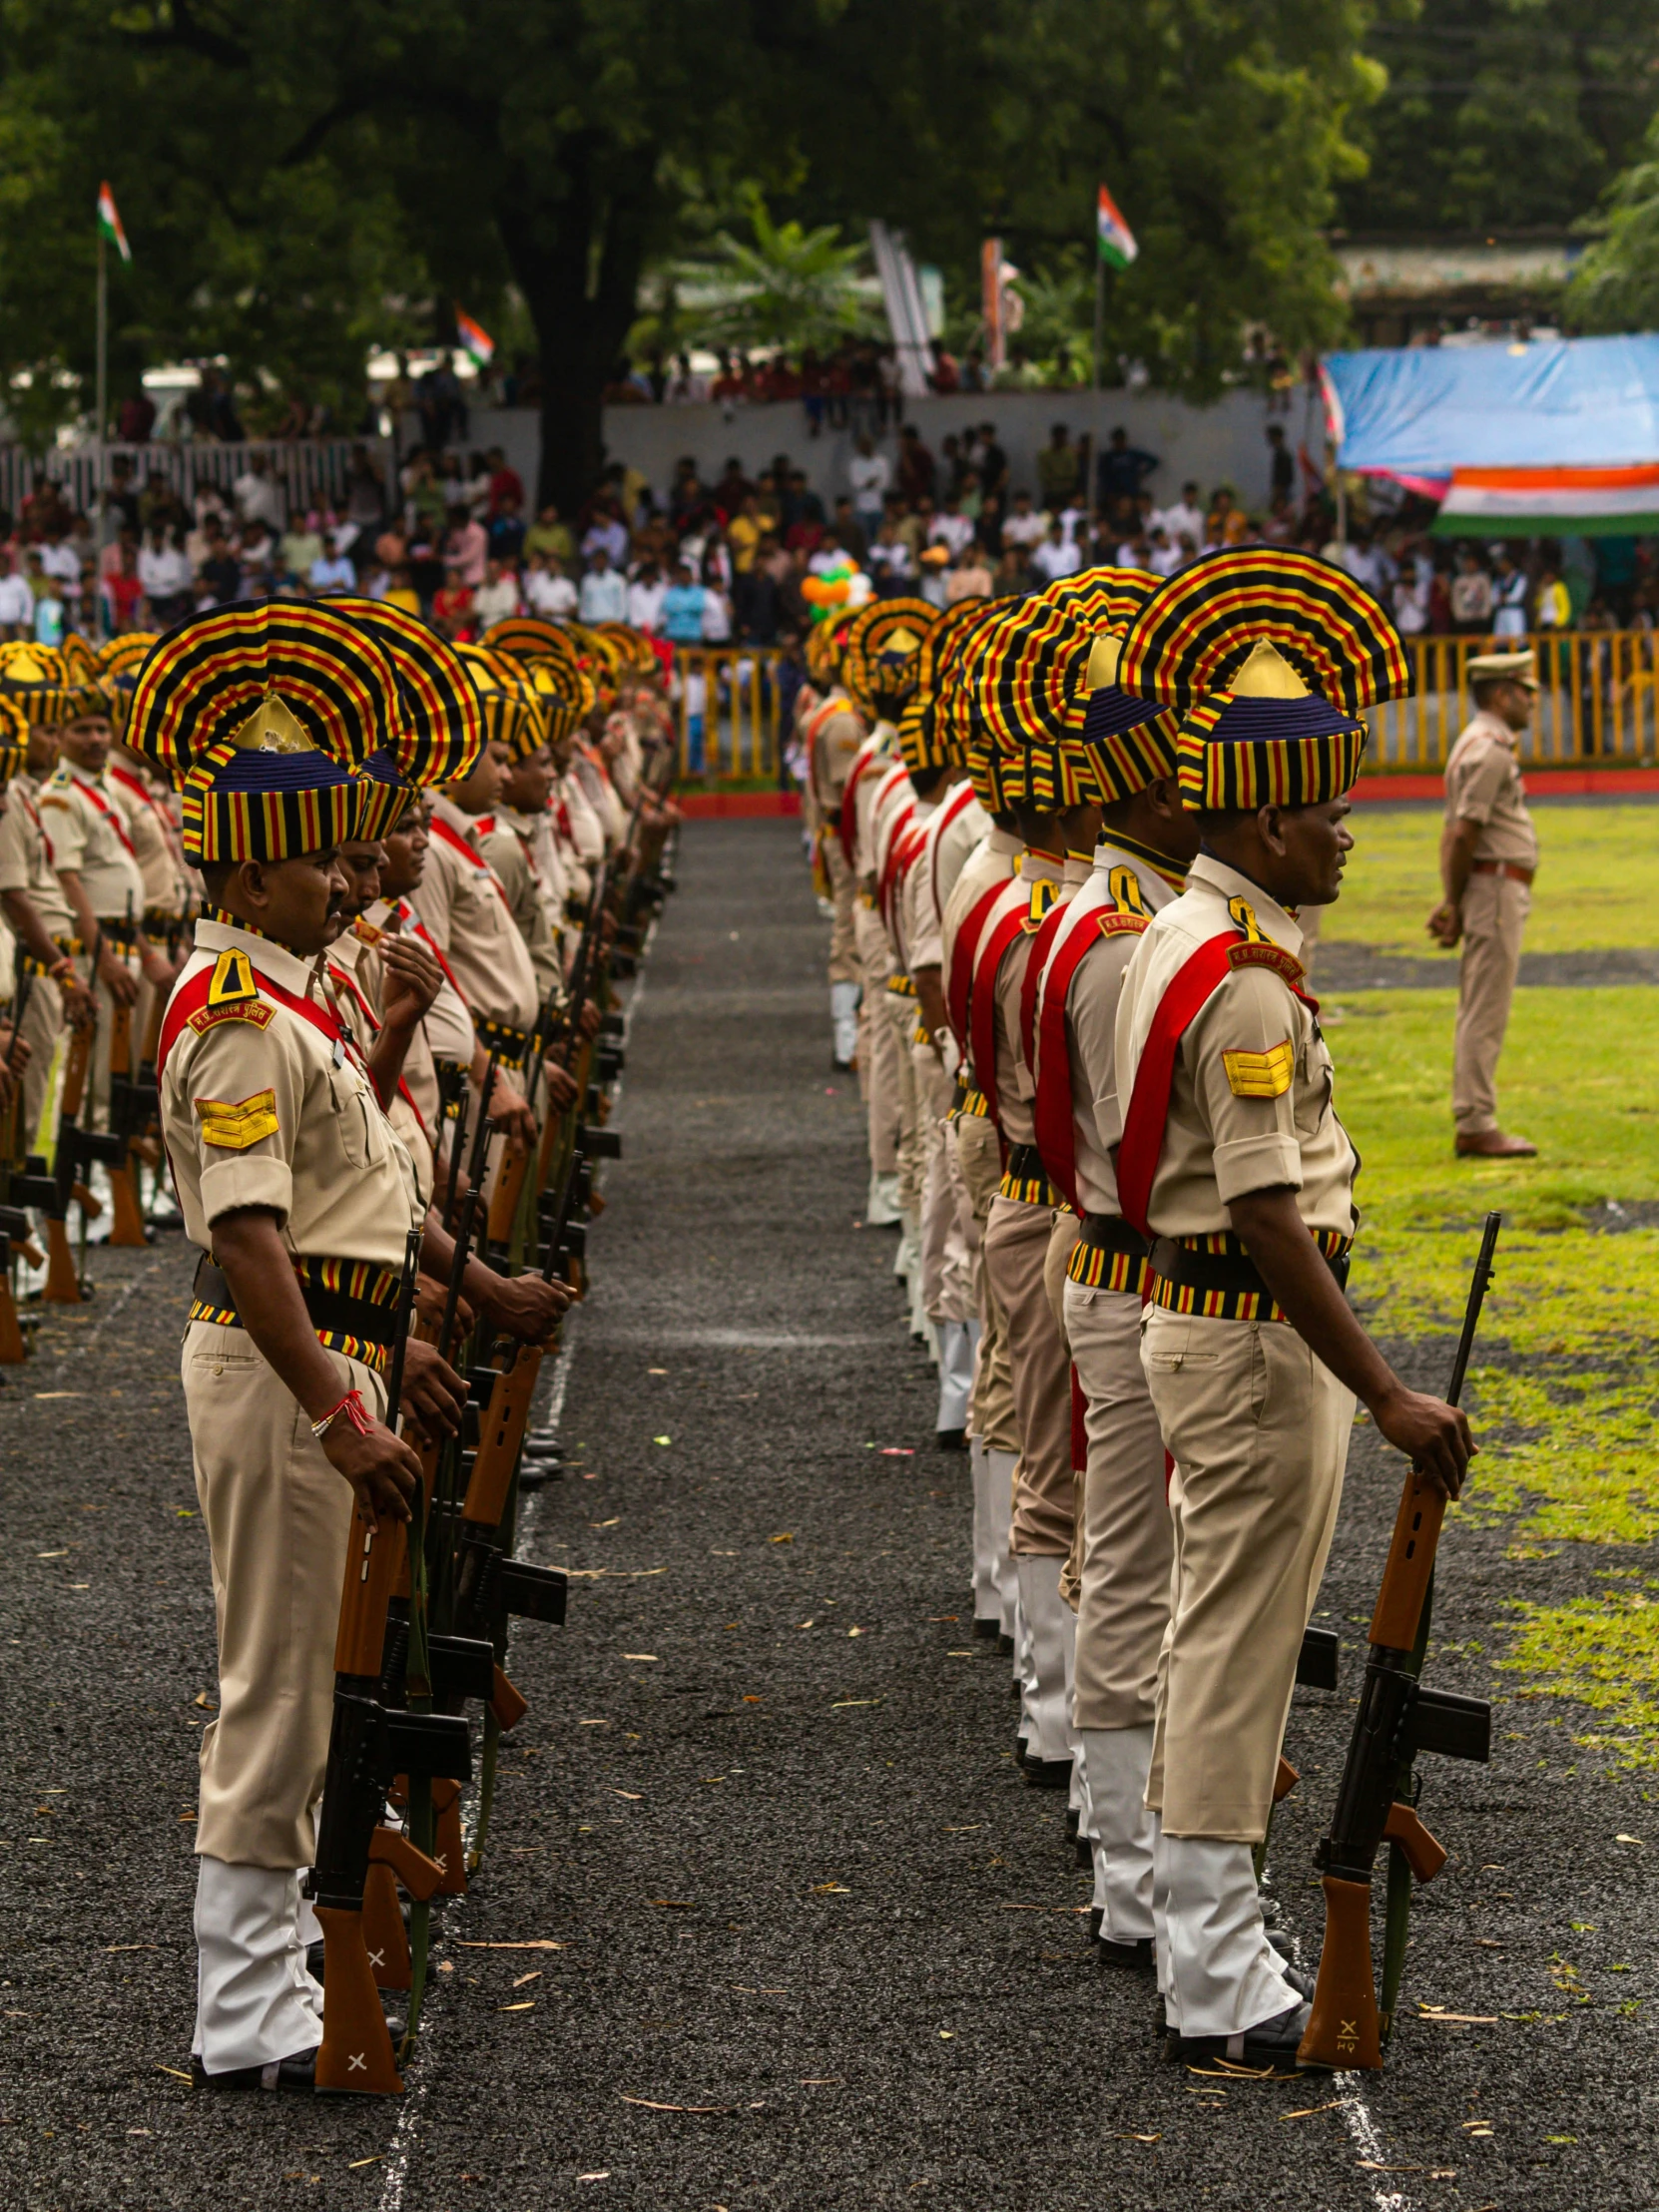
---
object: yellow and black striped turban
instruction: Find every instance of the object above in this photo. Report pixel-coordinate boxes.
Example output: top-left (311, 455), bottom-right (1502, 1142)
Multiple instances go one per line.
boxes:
top-left (894, 597), bottom-right (1001, 773)
top-left (967, 595), bottom-right (1100, 812)
top-left (330, 600), bottom-right (484, 837)
top-left (1117, 547), bottom-right (1412, 812)
top-left (126, 601), bottom-right (400, 863)
top-left (840, 597), bottom-right (937, 722)
top-left (1034, 566), bottom-right (1182, 805)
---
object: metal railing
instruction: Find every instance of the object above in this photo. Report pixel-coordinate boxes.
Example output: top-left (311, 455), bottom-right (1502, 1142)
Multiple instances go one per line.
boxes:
top-left (1371, 631), bottom-right (1659, 771)
top-left (0, 438), bottom-right (395, 521)
top-left (668, 644), bottom-right (787, 780)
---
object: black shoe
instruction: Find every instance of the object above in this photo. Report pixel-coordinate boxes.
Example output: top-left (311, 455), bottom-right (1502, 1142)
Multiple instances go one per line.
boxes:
top-left (193, 2046), bottom-right (319, 2091)
top-left (518, 1462), bottom-right (563, 1492)
top-left (1074, 1835), bottom-right (1093, 1871)
top-left (972, 1617), bottom-right (1000, 1639)
top-left (831, 1056), bottom-right (853, 1074)
top-left (1065, 1806), bottom-right (1081, 1838)
top-left (935, 1427), bottom-right (967, 1452)
top-left (1098, 1935), bottom-right (1156, 1971)
top-left (1014, 1733), bottom-right (1030, 1765)
top-left (306, 1937), bottom-right (324, 1984)
top-left (1178, 2001), bottom-right (1314, 2071)
top-left (1088, 1906), bottom-right (1103, 1942)
top-left (997, 1632), bottom-right (1014, 1657)
top-left (1023, 1757), bottom-right (1072, 1791)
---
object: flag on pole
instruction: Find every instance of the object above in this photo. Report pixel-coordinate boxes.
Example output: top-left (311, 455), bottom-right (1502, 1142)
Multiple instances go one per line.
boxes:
top-left (454, 306), bottom-right (494, 365)
top-left (97, 181), bottom-right (131, 265)
top-left (1096, 184), bottom-right (1137, 271)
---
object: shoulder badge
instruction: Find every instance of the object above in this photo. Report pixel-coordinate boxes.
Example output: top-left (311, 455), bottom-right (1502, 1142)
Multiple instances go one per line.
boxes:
top-left (1227, 939), bottom-right (1307, 988)
top-left (1021, 878), bottom-right (1058, 932)
top-left (1227, 894), bottom-right (1268, 942)
top-left (1097, 908), bottom-right (1149, 939)
top-left (187, 998), bottom-right (275, 1037)
top-left (1108, 865), bottom-right (1150, 918)
top-left (208, 945), bottom-right (258, 1007)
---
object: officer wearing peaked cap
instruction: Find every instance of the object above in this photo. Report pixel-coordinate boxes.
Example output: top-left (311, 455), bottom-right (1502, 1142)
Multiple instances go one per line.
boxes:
top-left (1111, 548), bottom-right (1473, 2069)
top-left (1428, 647), bottom-right (1539, 1159)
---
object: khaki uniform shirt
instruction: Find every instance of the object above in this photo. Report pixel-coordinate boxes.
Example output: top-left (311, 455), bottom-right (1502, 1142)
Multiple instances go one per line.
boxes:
top-left (1115, 855), bottom-right (1358, 1239)
top-left (988, 848), bottom-right (1067, 1148)
top-left (477, 814), bottom-right (563, 1004)
top-left (849, 727), bottom-right (899, 879)
top-left (418, 795), bottom-right (540, 1033)
top-left (325, 925), bottom-right (434, 1207)
top-left (362, 896), bottom-right (477, 1091)
top-left (496, 801), bottom-right (570, 945)
top-left (107, 761), bottom-right (190, 918)
top-left (38, 763), bottom-right (147, 921)
top-left (807, 691), bottom-right (865, 812)
top-left (161, 916), bottom-right (421, 1265)
top-left (0, 774), bottom-right (77, 937)
top-left (1444, 710), bottom-right (1537, 869)
top-left (1036, 834), bottom-right (1184, 1217)
top-left (939, 825), bottom-right (1021, 992)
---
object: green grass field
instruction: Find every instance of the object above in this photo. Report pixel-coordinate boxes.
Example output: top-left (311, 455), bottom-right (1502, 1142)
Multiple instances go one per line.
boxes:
top-left (1320, 813), bottom-right (1659, 1763)
top-left (1327, 800), bottom-right (1659, 955)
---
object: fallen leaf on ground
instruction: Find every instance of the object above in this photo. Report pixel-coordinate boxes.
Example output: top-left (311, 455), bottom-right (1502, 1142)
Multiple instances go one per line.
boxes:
top-left (812, 1882), bottom-right (851, 1894)
top-left (622, 1654), bottom-right (660, 1662)
top-left (770, 1532), bottom-right (794, 1543)
top-left (455, 1939), bottom-right (566, 1949)
top-left (106, 1944), bottom-right (156, 1952)
top-left (651, 1900), bottom-right (695, 1910)
top-left (830, 1698), bottom-right (879, 1708)
top-left (193, 1692), bottom-right (215, 1710)
top-left (619, 2095), bottom-right (736, 2114)
top-left (497, 2001), bottom-right (536, 2012)
top-left (1418, 2008), bottom-right (1498, 2024)
top-left (1280, 2102), bottom-right (1345, 2121)
top-left (1615, 1834), bottom-right (1644, 1846)
top-left (576, 2173), bottom-right (612, 2182)
top-left (35, 1550), bottom-right (68, 1559)
top-left (616, 1791), bottom-right (643, 1801)
top-left (512, 1971), bottom-right (542, 1988)
top-left (1114, 2132), bottom-right (1161, 2142)
top-left (801, 2076), bottom-right (843, 2085)
top-left (156, 2065), bottom-right (192, 2083)
top-left (347, 2156), bottom-right (383, 2169)
top-left (653, 1435), bottom-right (671, 1445)
top-left (1358, 2164), bottom-right (1421, 2174)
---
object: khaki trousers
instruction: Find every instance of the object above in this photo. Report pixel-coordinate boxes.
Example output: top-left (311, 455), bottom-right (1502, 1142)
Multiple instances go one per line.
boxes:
top-left (1064, 1280), bottom-right (1171, 1732)
top-left (1452, 870), bottom-right (1529, 1135)
top-left (185, 1321), bottom-right (385, 1869)
top-left (884, 993), bottom-right (924, 1218)
top-left (824, 832), bottom-right (859, 987)
top-left (18, 970), bottom-right (63, 1152)
top-left (952, 1112), bottom-right (1017, 1451)
top-left (983, 1192), bottom-right (1076, 1558)
top-left (853, 900), bottom-right (899, 1177)
top-left (1143, 1311), bottom-right (1353, 1842)
top-left (914, 1046), bottom-right (973, 1323)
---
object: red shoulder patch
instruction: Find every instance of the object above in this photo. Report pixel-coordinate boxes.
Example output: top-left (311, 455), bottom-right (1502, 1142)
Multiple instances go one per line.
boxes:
top-left (1097, 910), bottom-right (1151, 938)
top-left (1227, 940), bottom-right (1306, 988)
top-left (187, 999), bottom-right (275, 1037)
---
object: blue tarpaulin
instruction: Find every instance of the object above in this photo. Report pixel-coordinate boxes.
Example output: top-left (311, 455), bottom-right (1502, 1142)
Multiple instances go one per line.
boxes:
top-left (1323, 335), bottom-right (1659, 476)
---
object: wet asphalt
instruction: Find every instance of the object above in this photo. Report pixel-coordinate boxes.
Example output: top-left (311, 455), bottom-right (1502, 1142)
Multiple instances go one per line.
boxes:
top-left (2, 816), bottom-right (1655, 2212)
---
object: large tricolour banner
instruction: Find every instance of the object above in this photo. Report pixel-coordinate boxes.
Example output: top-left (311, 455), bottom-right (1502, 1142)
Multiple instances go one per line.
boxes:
top-left (1436, 463), bottom-right (1659, 538)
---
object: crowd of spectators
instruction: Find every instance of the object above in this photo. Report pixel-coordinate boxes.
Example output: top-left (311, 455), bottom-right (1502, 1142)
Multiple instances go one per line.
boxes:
top-left (602, 338), bottom-right (1072, 421)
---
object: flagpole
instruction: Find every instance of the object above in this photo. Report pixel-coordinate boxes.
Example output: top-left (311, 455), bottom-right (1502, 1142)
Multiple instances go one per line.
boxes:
top-left (96, 228), bottom-right (107, 453)
top-left (1092, 251), bottom-right (1104, 392)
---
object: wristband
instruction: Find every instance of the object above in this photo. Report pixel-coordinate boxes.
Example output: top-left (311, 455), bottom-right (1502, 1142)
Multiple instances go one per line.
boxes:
top-left (310, 1388), bottom-right (373, 1441)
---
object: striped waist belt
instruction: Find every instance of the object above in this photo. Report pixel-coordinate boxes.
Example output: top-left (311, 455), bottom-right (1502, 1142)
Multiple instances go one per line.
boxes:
top-left (1470, 859), bottom-right (1533, 885)
top-left (189, 1253), bottom-right (403, 1374)
top-left (100, 918), bottom-right (141, 949)
top-left (886, 972), bottom-right (916, 997)
top-left (1148, 1229), bottom-right (1352, 1324)
top-left (21, 933), bottom-right (84, 978)
top-left (143, 906), bottom-right (183, 936)
top-left (997, 1141), bottom-right (1056, 1208)
top-left (947, 1081), bottom-right (991, 1123)
top-left (474, 1015), bottom-right (532, 1068)
top-left (1066, 1213), bottom-right (1152, 1297)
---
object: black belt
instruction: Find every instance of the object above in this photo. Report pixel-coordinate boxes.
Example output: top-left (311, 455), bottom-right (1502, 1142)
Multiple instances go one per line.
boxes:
top-left (100, 918), bottom-right (141, 949)
top-left (1150, 1233), bottom-right (1351, 1301)
top-left (1078, 1214), bottom-right (1152, 1261)
top-left (1005, 1143), bottom-right (1046, 1185)
top-left (190, 1253), bottom-right (402, 1366)
top-left (474, 1015), bottom-right (531, 1068)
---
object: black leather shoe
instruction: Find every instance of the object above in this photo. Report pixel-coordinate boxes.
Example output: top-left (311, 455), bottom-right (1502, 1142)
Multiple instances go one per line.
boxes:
top-left (1065, 1806), bottom-right (1081, 1837)
top-left (934, 1427), bottom-right (967, 1452)
top-left (193, 2046), bottom-right (319, 2091)
top-left (1023, 1756), bottom-right (1072, 1791)
top-left (1088, 1906), bottom-right (1103, 1941)
top-left (1073, 1835), bottom-right (1093, 1870)
top-left (997, 1632), bottom-right (1014, 1657)
top-left (1098, 1935), bottom-right (1155, 1971)
top-left (1014, 1733), bottom-right (1030, 1765)
top-left (972, 1617), bottom-right (1000, 1639)
top-left (1178, 2000), bottom-right (1314, 2071)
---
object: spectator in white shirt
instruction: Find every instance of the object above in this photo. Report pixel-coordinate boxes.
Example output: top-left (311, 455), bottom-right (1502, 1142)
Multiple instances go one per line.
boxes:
top-left (38, 529), bottom-right (81, 594)
top-left (138, 524), bottom-right (194, 623)
top-left (928, 496), bottom-right (975, 559)
top-left (0, 550), bottom-right (32, 637)
top-left (700, 579), bottom-right (734, 644)
top-left (524, 550), bottom-right (578, 619)
top-left (472, 557), bottom-right (522, 630)
top-left (577, 546), bottom-right (628, 624)
top-left (1155, 481), bottom-right (1205, 547)
top-left (1146, 525), bottom-right (1181, 578)
top-left (1000, 489), bottom-right (1046, 551)
top-left (233, 455), bottom-right (285, 531)
top-left (847, 436), bottom-right (890, 532)
top-left (627, 562), bottom-right (667, 633)
top-left (1029, 521), bottom-right (1083, 584)
top-left (865, 520), bottom-right (914, 590)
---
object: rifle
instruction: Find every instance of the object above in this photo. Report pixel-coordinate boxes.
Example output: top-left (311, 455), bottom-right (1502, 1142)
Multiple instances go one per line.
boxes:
top-left (43, 939), bottom-right (128, 1304)
top-left (311, 1230), bottom-right (472, 2096)
top-left (1298, 1212), bottom-right (1500, 2072)
top-left (105, 904), bottom-right (156, 1248)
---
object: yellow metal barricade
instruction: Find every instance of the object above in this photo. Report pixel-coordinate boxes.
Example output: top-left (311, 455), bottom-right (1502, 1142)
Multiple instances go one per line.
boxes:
top-left (668, 644), bottom-right (787, 781)
top-left (1369, 630), bottom-right (1659, 772)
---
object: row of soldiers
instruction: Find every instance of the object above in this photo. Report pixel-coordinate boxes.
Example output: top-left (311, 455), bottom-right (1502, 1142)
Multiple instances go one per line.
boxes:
top-left (797, 555), bottom-right (1473, 2070)
top-left (0, 606), bottom-right (679, 2091)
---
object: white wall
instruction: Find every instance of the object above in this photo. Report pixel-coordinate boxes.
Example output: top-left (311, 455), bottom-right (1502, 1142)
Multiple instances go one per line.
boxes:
top-left (411, 385), bottom-right (1327, 519)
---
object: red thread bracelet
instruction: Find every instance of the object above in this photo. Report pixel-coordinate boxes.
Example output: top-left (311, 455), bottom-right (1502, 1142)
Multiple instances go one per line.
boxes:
top-left (310, 1388), bottom-right (373, 1441)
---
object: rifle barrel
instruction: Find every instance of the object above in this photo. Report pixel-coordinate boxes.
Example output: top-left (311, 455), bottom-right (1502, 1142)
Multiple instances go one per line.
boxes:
top-left (1443, 1211), bottom-right (1501, 1411)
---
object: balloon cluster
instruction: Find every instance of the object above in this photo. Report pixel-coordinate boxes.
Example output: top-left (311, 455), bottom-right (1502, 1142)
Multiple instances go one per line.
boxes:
top-left (800, 558), bottom-right (872, 622)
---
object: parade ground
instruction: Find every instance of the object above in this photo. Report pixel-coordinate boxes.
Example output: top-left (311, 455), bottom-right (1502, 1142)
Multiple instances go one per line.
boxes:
top-left (6, 809), bottom-right (1659, 2211)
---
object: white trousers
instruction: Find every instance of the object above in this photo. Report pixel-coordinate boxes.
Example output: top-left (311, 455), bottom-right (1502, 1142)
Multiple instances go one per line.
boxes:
top-left (194, 1857), bottom-right (323, 2074)
top-left (1155, 1828), bottom-right (1301, 2038)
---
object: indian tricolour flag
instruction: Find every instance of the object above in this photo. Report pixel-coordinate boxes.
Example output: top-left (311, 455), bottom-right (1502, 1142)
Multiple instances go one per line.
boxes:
top-left (455, 306), bottom-right (494, 366)
top-left (97, 181), bottom-right (131, 265)
top-left (1433, 464), bottom-right (1659, 539)
top-left (1096, 183), bottom-right (1138, 271)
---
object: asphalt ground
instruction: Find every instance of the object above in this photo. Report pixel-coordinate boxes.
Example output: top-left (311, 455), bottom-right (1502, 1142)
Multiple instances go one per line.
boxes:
top-left (3, 817), bottom-right (1657, 2211)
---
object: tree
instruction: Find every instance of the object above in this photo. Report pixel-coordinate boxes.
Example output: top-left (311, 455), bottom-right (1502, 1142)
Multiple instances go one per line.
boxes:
top-left (677, 193), bottom-right (878, 356)
top-left (1566, 110), bottom-right (1659, 332)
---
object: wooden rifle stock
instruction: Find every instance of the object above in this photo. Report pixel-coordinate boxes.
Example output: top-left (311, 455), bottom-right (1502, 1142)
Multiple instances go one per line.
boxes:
top-left (1299, 1213), bottom-right (1501, 2072)
top-left (105, 996), bottom-right (149, 1249)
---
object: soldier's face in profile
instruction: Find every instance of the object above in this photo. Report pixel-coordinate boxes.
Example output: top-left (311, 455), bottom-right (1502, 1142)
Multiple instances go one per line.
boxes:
top-left (252, 848), bottom-right (350, 955)
top-left (1276, 797), bottom-right (1354, 908)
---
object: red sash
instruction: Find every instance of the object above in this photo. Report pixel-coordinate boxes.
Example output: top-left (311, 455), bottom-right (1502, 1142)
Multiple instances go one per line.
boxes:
top-left (1018, 892), bottom-right (1076, 1084)
top-left (1032, 902), bottom-right (1148, 1212)
top-left (158, 948), bottom-right (361, 1084)
top-left (968, 898), bottom-right (1035, 1130)
top-left (107, 761), bottom-right (169, 833)
top-left (75, 772), bottom-right (138, 857)
top-left (946, 880), bottom-right (1008, 1055)
top-left (928, 780), bottom-right (977, 917)
top-left (1116, 928), bottom-right (1318, 1237)
top-left (802, 691), bottom-right (846, 809)
top-left (836, 744), bottom-right (877, 867)
top-left (327, 958), bottom-right (426, 1129)
top-left (429, 814), bottom-right (515, 918)
top-left (876, 803), bottom-right (919, 931)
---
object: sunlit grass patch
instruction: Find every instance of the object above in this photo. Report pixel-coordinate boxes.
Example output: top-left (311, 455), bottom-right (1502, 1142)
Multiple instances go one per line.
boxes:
top-left (1502, 1582), bottom-right (1659, 1771)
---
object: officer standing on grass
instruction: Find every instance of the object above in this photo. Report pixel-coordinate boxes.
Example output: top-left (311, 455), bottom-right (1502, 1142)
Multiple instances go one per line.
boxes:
top-left (1427, 648), bottom-right (1539, 1160)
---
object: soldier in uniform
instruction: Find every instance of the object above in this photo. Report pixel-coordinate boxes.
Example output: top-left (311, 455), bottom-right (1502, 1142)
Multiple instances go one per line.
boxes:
top-left (1427, 648), bottom-right (1539, 1158)
top-left (803, 626), bottom-right (866, 1072)
top-left (0, 710), bottom-right (92, 1142)
top-left (1112, 548), bottom-right (1472, 2066)
top-left (128, 600), bottom-right (566, 2089)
